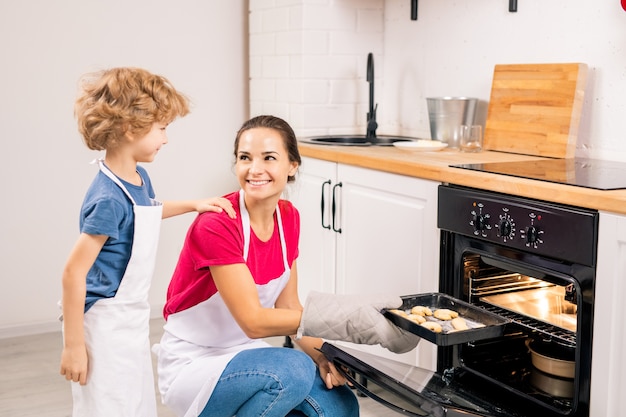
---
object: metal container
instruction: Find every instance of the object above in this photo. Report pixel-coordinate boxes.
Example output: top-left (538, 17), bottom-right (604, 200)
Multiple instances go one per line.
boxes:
top-left (426, 97), bottom-right (477, 148)
top-left (529, 369), bottom-right (575, 398)
top-left (526, 339), bottom-right (575, 379)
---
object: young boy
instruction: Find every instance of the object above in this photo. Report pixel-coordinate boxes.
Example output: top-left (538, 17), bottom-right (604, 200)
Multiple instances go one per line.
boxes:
top-left (59, 67), bottom-right (235, 416)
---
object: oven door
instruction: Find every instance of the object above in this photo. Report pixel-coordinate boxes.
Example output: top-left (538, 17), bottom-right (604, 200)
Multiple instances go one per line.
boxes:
top-left (320, 342), bottom-right (532, 417)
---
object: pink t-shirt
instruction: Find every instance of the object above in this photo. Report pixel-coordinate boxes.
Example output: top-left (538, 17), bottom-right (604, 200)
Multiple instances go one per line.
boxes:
top-left (163, 191), bottom-right (300, 319)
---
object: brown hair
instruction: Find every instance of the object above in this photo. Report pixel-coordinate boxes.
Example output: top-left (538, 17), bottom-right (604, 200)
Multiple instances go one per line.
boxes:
top-left (74, 67), bottom-right (190, 150)
top-left (234, 115), bottom-right (301, 182)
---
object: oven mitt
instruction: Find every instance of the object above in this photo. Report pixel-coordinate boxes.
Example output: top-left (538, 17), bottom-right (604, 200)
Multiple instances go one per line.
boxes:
top-left (296, 291), bottom-right (420, 354)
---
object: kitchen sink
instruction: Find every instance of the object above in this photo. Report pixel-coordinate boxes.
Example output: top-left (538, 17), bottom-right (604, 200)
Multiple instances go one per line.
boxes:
top-left (299, 135), bottom-right (418, 147)
top-left (300, 54), bottom-right (421, 147)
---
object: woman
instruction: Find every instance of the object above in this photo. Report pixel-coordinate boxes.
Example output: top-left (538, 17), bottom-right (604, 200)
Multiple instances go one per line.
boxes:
top-left (156, 115), bottom-right (418, 417)
top-left (154, 115), bottom-right (357, 417)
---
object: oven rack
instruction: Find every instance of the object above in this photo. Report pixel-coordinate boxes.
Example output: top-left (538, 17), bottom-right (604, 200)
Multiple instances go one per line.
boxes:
top-left (477, 302), bottom-right (576, 346)
top-left (464, 256), bottom-right (554, 299)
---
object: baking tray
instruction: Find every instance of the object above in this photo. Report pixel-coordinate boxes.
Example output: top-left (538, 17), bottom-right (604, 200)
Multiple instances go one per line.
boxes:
top-left (382, 293), bottom-right (510, 346)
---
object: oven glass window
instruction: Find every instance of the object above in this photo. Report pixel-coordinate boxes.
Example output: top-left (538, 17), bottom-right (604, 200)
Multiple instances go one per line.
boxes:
top-left (465, 254), bottom-right (578, 334)
top-left (457, 253), bottom-right (579, 414)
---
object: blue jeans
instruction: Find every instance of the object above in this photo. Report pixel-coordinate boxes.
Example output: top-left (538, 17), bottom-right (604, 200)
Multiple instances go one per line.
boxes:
top-left (200, 347), bottom-right (359, 417)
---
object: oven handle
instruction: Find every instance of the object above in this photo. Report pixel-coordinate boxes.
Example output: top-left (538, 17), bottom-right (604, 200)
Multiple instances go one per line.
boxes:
top-left (341, 371), bottom-right (424, 417)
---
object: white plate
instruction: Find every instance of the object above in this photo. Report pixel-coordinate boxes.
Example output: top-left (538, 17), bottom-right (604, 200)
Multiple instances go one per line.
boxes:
top-left (393, 140), bottom-right (448, 152)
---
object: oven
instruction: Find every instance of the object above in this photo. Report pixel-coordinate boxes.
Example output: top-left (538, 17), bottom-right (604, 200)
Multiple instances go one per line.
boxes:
top-left (437, 184), bottom-right (597, 416)
top-left (320, 184), bottom-right (598, 417)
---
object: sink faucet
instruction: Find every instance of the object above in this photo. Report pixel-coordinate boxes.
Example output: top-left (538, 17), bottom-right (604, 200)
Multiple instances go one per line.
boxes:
top-left (366, 52), bottom-right (378, 141)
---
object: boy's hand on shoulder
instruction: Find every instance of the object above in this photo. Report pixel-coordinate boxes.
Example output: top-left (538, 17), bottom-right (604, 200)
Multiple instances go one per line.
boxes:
top-left (196, 197), bottom-right (236, 219)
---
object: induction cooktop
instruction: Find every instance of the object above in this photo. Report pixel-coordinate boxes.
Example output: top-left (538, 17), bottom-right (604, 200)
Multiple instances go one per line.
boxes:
top-left (451, 158), bottom-right (626, 191)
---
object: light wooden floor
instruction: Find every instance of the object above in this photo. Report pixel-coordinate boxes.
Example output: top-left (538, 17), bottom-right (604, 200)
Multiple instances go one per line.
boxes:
top-left (0, 318), bottom-right (396, 417)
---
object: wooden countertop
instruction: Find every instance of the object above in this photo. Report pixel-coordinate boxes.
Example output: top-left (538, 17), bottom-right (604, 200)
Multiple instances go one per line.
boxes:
top-left (299, 143), bottom-right (626, 215)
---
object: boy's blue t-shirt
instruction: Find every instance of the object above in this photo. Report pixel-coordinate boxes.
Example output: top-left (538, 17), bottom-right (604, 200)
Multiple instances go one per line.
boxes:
top-left (80, 165), bottom-right (156, 312)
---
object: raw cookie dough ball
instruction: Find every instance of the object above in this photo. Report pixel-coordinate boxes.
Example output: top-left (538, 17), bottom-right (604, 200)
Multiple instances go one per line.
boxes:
top-left (408, 314), bottom-right (426, 324)
top-left (451, 317), bottom-right (468, 330)
top-left (420, 321), bottom-right (443, 333)
top-left (390, 309), bottom-right (408, 317)
top-left (433, 309), bottom-right (459, 321)
top-left (410, 306), bottom-right (433, 316)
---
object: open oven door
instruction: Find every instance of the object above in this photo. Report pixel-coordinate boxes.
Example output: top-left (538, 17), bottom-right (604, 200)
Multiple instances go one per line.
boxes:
top-left (320, 342), bottom-right (524, 417)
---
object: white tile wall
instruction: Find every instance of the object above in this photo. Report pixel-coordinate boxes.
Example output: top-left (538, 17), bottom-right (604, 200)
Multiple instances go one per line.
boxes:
top-left (251, 1), bottom-right (626, 160)
top-left (249, 0), bottom-right (384, 137)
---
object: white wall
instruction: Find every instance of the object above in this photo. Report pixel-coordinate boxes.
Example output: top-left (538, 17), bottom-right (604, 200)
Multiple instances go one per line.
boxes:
top-left (249, 0), bottom-right (386, 136)
top-left (250, 0), bottom-right (626, 162)
top-left (382, 0), bottom-right (626, 162)
top-left (0, 1), bottom-right (247, 337)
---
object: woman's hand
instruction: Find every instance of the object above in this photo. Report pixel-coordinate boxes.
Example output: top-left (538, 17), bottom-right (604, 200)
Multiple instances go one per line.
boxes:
top-left (317, 357), bottom-right (349, 389)
top-left (290, 333), bottom-right (351, 390)
top-left (298, 291), bottom-right (421, 354)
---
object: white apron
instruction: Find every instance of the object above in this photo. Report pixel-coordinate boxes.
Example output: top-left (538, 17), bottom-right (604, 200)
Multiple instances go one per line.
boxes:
top-left (156, 191), bottom-right (291, 417)
top-left (70, 160), bottom-right (163, 417)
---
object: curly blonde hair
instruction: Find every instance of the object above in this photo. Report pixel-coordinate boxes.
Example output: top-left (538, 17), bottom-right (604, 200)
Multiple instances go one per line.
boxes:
top-left (74, 67), bottom-right (190, 151)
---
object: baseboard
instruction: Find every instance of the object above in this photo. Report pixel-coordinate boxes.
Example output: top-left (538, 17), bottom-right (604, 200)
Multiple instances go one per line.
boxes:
top-left (0, 303), bottom-right (166, 340)
top-left (0, 320), bottom-right (62, 339)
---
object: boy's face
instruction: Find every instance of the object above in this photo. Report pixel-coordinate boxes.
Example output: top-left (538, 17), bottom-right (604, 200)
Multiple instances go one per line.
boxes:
top-left (129, 122), bottom-right (168, 163)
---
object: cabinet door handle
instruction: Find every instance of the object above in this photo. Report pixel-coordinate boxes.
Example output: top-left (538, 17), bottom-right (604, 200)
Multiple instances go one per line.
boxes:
top-left (321, 180), bottom-right (331, 230)
top-left (332, 182), bottom-right (342, 233)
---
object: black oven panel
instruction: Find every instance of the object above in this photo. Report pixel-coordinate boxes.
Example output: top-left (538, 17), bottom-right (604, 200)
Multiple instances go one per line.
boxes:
top-left (438, 185), bottom-right (598, 417)
top-left (438, 185), bottom-right (598, 266)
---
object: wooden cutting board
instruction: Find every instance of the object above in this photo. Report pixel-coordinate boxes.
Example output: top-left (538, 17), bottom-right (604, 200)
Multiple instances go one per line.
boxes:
top-left (484, 63), bottom-right (588, 158)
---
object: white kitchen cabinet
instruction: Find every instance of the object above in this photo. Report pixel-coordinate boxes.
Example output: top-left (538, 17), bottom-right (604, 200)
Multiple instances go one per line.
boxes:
top-left (590, 211), bottom-right (626, 417)
top-left (287, 157), bottom-right (338, 300)
top-left (288, 156), bottom-right (440, 369)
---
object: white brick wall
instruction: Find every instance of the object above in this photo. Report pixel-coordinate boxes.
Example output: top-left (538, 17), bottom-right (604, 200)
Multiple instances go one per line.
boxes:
top-left (249, 0), bottom-right (384, 137)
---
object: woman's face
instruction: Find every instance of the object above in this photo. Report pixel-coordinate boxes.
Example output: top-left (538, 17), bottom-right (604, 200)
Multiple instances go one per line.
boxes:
top-left (235, 127), bottom-right (298, 203)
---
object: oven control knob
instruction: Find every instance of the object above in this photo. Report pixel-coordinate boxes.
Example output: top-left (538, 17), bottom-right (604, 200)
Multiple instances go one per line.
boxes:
top-left (471, 213), bottom-right (490, 233)
top-left (498, 219), bottom-right (513, 238)
top-left (525, 225), bottom-right (541, 245)
top-left (470, 204), bottom-right (490, 236)
top-left (496, 209), bottom-right (515, 240)
top-left (476, 214), bottom-right (486, 230)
